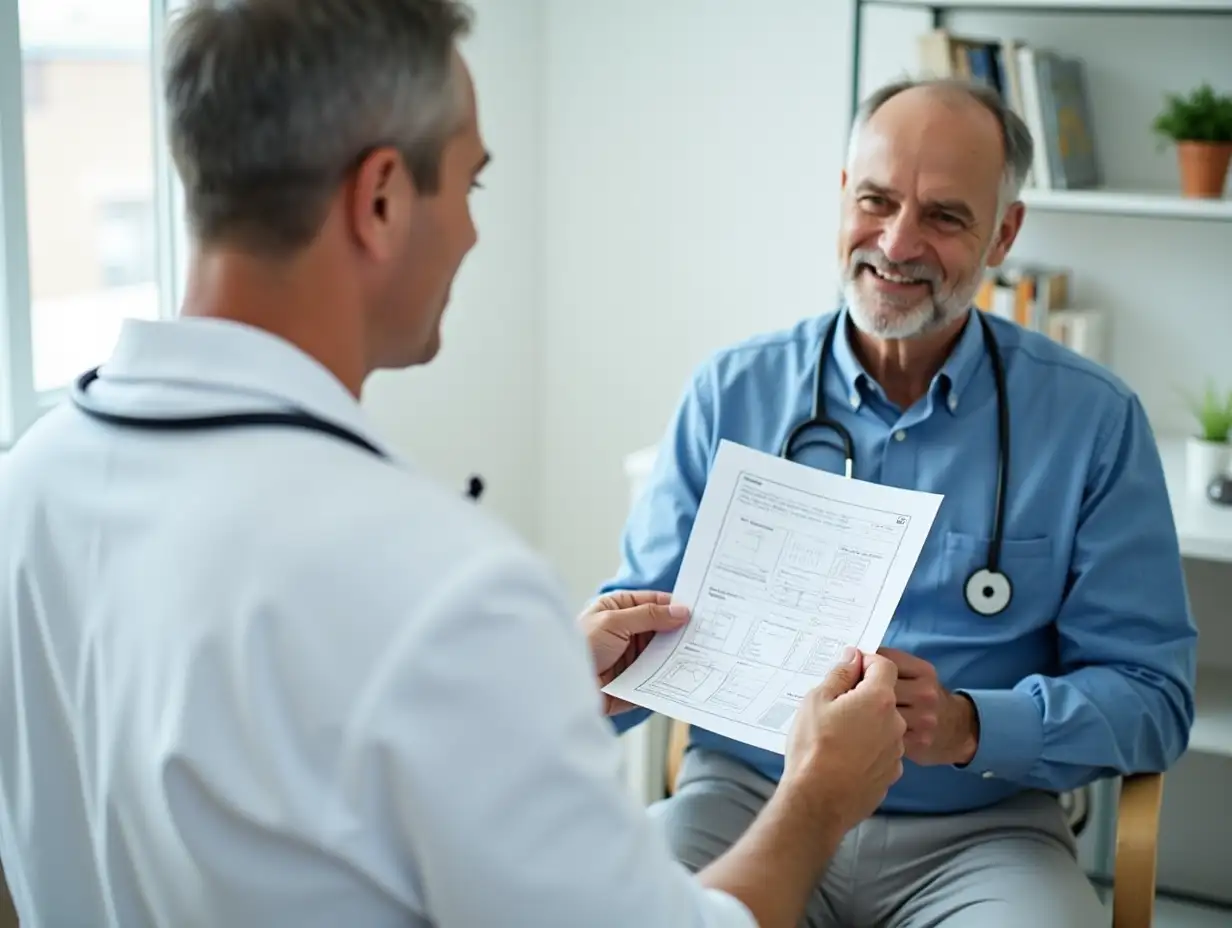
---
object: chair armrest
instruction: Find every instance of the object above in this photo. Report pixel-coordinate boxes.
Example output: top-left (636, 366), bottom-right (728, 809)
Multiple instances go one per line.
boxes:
top-left (665, 719), bottom-right (690, 797)
top-left (1112, 772), bottom-right (1165, 928)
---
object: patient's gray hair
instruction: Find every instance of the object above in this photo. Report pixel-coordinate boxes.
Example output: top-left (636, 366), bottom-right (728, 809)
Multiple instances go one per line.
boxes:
top-left (846, 78), bottom-right (1034, 219)
top-left (165, 0), bottom-right (474, 255)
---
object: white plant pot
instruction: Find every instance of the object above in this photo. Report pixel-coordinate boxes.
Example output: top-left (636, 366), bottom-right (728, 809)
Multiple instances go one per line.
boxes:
top-left (1186, 437), bottom-right (1231, 499)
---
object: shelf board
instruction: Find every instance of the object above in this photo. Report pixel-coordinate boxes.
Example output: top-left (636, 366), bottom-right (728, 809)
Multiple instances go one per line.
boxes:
top-left (1020, 187), bottom-right (1232, 221)
top-left (863, 0), bottom-right (1232, 12)
top-left (1192, 666), bottom-right (1232, 758)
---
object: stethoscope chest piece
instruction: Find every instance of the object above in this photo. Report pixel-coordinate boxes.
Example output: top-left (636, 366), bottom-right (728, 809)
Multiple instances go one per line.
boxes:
top-left (964, 567), bottom-right (1012, 616)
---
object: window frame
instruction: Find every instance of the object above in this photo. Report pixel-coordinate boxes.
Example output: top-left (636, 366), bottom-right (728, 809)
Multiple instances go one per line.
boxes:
top-left (0, 0), bottom-right (184, 449)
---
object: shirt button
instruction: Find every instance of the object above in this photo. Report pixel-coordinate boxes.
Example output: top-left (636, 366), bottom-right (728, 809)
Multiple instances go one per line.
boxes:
top-left (982, 771), bottom-right (995, 779)
top-left (849, 392), bottom-right (860, 408)
top-left (948, 395), bottom-right (958, 411)
top-left (894, 429), bottom-right (907, 442)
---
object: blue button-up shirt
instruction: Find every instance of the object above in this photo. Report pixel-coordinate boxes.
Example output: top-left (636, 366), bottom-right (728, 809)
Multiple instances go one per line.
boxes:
top-left (605, 306), bottom-right (1197, 814)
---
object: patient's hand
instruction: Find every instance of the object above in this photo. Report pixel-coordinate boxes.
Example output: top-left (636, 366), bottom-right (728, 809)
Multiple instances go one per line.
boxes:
top-left (579, 590), bottom-right (689, 715)
top-left (877, 647), bottom-right (979, 766)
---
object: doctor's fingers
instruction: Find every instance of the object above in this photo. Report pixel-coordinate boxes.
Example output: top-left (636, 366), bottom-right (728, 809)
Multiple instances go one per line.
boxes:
top-left (854, 653), bottom-right (901, 693)
top-left (589, 589), bottom-right (675, 613)
top-left (592, 601), bottom-right (690, 638)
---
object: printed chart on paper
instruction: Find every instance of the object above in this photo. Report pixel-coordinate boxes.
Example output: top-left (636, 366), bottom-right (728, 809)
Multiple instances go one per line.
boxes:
top-left (603, 439), bottom-right (942, 754)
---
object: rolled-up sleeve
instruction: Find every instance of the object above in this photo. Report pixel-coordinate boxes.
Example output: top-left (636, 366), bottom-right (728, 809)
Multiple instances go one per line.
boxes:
top-left (957, 395), bottom-right (1197, 790)
top-left (350, 547), bottom-right (757, 928)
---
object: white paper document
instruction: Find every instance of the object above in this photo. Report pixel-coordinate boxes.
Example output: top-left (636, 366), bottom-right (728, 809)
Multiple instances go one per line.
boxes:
top-left (603, 439), bottom-right (943, 754)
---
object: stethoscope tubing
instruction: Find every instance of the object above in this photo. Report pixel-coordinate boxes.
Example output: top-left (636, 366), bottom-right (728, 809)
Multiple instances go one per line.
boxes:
top-left (69, 367), bottom-right (485, 503)
top-left (781, 310), bottom-right (1011, 616)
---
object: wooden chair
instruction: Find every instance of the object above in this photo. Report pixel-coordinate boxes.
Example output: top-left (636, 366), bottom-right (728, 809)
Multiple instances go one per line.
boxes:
top-left (664, 720), bottom-right (1166, 928)
top-left (0, 861), bottom-right (15, 928)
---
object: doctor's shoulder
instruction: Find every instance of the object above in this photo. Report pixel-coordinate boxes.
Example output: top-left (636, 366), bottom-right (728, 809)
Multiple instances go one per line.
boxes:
top-left (293, 462), bottom-right (563, 612)
top-left (0, 404), bottom-right (83, 500)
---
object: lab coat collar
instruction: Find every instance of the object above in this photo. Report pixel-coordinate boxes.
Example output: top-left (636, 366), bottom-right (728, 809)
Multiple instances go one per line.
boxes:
top-left (98, 317), bottom-right (396, 457)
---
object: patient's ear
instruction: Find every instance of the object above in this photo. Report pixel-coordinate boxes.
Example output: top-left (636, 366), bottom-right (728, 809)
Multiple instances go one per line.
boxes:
top-left (840, 168), bottom-right (849, 190)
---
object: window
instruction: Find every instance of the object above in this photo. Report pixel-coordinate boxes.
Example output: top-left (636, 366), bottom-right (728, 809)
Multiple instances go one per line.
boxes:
top-left (21, 60), bottom-right (44, 110)
top-left (98, 196), bottom-right (157, 288)
top-left (1, 0), bottom-right (181, 443)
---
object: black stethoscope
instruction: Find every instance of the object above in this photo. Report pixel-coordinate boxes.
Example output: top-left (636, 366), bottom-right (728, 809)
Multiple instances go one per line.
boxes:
top-left (69, 367), bottom-right (485, 502)
top-left (782, 311), bottom-right (1012, 617)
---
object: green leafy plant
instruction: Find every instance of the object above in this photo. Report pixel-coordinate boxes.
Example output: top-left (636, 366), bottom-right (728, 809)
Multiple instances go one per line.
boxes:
top-left (1185, 381), bottom-right (1232, 443)
top-left (1151, 83), bottom-right (1232, 145)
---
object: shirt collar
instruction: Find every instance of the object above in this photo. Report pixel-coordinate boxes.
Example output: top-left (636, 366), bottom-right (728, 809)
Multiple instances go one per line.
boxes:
top-left (936, 308), bottom-right (986, 415)
top-left (829, 304), bottom-right (984, 416)
top-left (95, 316), bottom-right (394, 455)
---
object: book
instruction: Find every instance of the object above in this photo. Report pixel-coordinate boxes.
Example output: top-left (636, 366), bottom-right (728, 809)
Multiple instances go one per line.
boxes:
top-left (914, 29), bottom-right (1103, 191)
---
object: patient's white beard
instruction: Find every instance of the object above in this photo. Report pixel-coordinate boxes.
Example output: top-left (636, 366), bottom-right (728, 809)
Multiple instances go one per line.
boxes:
top-left (842, 237), bottom-right (996, 340)
top-left (844, 273), bottom-right (978, 340)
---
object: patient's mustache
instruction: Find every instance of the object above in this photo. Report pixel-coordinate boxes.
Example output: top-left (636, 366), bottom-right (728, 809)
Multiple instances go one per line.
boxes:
top-left (849, 249), bottom-right (941, 287)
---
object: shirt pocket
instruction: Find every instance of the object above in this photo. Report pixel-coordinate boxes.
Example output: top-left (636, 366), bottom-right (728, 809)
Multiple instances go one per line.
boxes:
top-left (929, 530), bottom-right (1060, 631)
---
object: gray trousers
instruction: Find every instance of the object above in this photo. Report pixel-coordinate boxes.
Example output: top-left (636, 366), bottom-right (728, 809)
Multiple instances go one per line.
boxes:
top-left (649, 748), bottom-right (1108, 928)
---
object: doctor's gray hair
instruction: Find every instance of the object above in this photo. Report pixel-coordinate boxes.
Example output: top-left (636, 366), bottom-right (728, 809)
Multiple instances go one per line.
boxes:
top-left (846, 78), bottom-right (1034, 219)
top-left (164, 0), bottom-right (474, 255)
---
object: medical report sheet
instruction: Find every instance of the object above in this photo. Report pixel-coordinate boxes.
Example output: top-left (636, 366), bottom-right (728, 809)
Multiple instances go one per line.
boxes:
top-left (603, 440), bottom-right (943, 754)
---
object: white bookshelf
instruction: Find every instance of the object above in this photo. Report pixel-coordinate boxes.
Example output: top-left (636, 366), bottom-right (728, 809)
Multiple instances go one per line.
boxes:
top-left (1156, 436), bottom-right (1232, 763)
top-left (871, 0), bottom-right (1232, 11)
top-left (1020, 188), bottom-right (1232, 221)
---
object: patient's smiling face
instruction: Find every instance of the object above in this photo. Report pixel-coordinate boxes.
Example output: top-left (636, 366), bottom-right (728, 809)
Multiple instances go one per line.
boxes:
top-left (837, 85), bottom-right (1024, 341)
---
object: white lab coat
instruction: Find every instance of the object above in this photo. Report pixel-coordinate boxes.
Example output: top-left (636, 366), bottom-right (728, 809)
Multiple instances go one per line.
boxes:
top-left (0, 318), bottom-right (754, 928)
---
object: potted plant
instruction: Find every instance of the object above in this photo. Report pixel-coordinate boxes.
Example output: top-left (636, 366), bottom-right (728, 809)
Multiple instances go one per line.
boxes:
top-left (1184, 381), bottom-right (1232, 497)
top-left (1151, 82), bottom-right (1232, 198)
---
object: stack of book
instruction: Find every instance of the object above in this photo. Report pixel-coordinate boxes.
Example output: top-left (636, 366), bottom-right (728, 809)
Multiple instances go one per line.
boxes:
top-left (916, 29), bottom-right (1101, 191)
top-left (973, 264), bottom-right (1108, 364)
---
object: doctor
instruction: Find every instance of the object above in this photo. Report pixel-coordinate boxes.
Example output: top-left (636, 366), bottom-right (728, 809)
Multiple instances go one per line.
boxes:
top-left (604, 79), bottom-right (1198, 926)
top-left (0, 2), bottom-right (908, 927)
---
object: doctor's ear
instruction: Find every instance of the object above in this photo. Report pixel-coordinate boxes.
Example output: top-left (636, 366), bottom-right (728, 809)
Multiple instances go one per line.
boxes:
top-left (348, 147), bottom-right (410, 259)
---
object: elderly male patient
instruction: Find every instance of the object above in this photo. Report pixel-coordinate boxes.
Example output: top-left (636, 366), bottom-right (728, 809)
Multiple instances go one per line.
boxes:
top-left (604, 78), bottom-right (1197, 927)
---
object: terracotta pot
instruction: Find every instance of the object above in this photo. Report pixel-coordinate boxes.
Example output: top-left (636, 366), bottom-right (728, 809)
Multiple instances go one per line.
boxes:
top-left (1176, 140), bottom-right (1232, 198)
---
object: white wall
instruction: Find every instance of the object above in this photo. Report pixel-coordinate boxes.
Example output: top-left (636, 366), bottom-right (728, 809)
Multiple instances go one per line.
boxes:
top-left (541, 0), bottom-right (855, 606)
top-left (361, 0), bottom-right (545, 544)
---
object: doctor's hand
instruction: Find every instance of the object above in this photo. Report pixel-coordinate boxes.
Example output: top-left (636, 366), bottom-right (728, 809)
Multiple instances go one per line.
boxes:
top-left (877, 648), bottom-right (980, 767)
top-left (782, 649), bottom-right (906, 834)
top-left (579, 590), bottom-right (689, 716)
